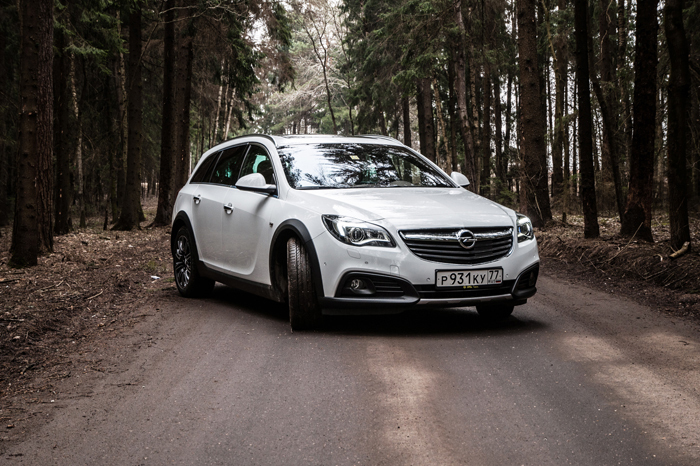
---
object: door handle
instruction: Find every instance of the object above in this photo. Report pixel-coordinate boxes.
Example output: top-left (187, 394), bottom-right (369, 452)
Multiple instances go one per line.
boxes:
top-left (223, 203), bottom-right (233, 214)
top-left (193, 194), bottom-right (201, 205)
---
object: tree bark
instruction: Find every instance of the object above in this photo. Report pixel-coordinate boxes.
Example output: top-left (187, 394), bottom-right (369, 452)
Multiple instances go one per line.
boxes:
top-left (53, 28), bottom-right (72, 235)
top-left (114, 14), bottom-right (128, 217)
top-left (11, 0), bottom-right (54, 266)
top-left (69, 52), bottom-right (86, 229)
top-left (549, 0), bottom-right (567, 198)
top-left (174, 34), bottom-right (194, 191)
top-left (402, 95), bottom-right (411, 148)
top-left (452, 2), bottom-right (477, 187)
top-left (620, 0), bottom-right (658, 242)
top-left (664, 0), bottom-right (691, 251)
top-left (0, 18), bottom-right (7, 227)
top-left (212, 58), bottom-right (224, 145)
top-left (481, 61), bottom-right (492, 198)
top-left (516, 0), bottom-right (552, 228)
top-left (152, 0), bottom-right (176, 227)
top-left (434, 79), bottom-right (451, 170)
top-left (416, 78), bottom-right (436, 162)
top-left (617, 0), bottom-right (633, 179)
top-left (113, 6), bottom-right (143, 231)
top-left (574, 0), bottom-right (599, 238)
top-left (494, 74), bottom-right (504, 191)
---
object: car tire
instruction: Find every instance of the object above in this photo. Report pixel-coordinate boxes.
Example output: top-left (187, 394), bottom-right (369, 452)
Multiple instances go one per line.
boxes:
top-left (173, 226), bottom-right (214, 298)
top-left (287, 237), bottom-right (322, 330)
top-left (476, 303), bottom-right (514, 322)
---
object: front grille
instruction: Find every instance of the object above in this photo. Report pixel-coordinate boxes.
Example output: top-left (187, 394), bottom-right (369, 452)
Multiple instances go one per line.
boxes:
top-left (399, 227), bottom-right (513, 265)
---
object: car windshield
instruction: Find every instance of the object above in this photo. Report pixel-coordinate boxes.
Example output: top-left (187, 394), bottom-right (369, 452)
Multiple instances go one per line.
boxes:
top-left (277, 143), bottom-right (453, 190)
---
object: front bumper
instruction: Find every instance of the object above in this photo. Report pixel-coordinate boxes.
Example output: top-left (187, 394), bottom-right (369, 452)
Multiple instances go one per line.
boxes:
top-left (310, 221), bottom-right (540, 315)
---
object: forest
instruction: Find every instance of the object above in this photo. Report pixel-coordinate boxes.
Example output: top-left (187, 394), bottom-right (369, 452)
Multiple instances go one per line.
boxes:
top-left (0, 0), bottom-right (698, 267)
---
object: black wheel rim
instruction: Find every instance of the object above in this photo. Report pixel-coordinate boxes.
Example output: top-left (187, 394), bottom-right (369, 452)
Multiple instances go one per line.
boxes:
top-left (174, 235), bottom-right (192, 290)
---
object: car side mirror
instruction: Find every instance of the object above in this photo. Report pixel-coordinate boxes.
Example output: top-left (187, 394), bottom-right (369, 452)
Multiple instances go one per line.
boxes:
top-left (235, 173), bottom-right (277, 195)
top-left (451, 172), bottom-right (470, 187)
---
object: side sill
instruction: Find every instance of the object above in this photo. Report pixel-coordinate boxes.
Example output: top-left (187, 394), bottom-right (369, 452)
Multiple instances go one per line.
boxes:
top-left (198, 262), bottom-right (285, 303)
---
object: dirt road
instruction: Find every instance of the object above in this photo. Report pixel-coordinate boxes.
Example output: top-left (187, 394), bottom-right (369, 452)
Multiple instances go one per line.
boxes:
top-left (3, 271), bottom-right (700, 465)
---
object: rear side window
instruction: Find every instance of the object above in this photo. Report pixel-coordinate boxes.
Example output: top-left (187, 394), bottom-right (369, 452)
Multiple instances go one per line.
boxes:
top-left (190, 152), bottom-right (220, 184)
top-left (210, 145), bottom-right (248, 186)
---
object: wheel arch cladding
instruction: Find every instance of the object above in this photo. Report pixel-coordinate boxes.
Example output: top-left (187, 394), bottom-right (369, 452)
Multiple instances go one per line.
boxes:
top-left (270, 219), bottom-right (325, 300)
top-left (171, 212), bottom-right (195, 256)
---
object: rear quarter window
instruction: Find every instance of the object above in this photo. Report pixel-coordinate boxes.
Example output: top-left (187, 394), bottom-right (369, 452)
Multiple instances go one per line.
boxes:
top-left (190, 152), bottom-right (220, 184)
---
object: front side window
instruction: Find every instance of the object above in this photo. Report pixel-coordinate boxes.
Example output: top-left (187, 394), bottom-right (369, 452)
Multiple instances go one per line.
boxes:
top-left (277, 143), bottom-right (453, 189)
top-left (210, 145), bottom-right (248, 186)
top-left (240, 145), bottom-right (275, 184)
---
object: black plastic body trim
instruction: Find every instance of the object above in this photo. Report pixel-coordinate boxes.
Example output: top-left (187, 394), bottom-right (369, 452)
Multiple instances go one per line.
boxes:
top-left (511, 263), bottom-right (539, 299)
top-left (198, 263), bottom-right (283, 303)
top-left (269, 219), bottom-right (325, 300)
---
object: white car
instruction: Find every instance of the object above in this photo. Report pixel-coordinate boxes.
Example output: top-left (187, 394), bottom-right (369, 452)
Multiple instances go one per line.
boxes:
top-left (171, 134), bottom-right (539, 329)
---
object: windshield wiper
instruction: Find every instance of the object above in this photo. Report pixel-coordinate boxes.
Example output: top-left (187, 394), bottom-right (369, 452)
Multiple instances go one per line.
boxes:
top-left (296, 186), bottom-right (343, 190)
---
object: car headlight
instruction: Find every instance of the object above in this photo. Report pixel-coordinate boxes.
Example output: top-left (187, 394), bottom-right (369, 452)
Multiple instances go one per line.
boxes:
top-left (516, 214), bottom-right (535, 242)
top-left (322, 215), bottom-right (395, 247)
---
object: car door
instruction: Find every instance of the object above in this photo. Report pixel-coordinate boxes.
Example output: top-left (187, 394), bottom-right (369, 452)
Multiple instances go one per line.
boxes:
top-left (220, 144), bottom-right (279, 282)
top-left (190, 144), bottom-right (247, 268)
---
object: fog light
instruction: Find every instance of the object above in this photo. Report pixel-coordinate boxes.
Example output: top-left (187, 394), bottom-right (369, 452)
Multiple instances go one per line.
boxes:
top-left (350, 279), bottom-right (366, 290)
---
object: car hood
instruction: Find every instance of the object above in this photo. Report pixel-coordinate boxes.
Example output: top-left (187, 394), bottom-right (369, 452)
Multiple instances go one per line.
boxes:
top-left (292, 187), bottom-right (515, 229)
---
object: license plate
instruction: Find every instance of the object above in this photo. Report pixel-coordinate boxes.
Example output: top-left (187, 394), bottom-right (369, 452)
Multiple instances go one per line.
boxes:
top-left (435, 268), bottom-right (503, 288)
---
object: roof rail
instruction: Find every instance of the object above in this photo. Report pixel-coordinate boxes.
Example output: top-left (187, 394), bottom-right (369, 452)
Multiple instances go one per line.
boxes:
top-left (219, 133), bottom-right (278, 146)
top-left (355, 134), bottom-right (403, 144)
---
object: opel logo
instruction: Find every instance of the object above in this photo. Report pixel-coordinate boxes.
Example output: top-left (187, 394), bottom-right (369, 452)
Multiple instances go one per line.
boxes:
top-left (457, 229), bottom-right (477, 250)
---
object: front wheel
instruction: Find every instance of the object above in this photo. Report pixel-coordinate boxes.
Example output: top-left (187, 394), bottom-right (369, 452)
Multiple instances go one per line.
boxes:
top-left (476, 303), bottom-right (514, 322)
top-left (173, 226), bottom-right (214, 298)
top-left (287, 237), bottom-right (322, 330)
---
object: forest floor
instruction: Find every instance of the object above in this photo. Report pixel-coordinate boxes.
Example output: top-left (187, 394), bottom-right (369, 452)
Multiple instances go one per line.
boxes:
top-left (0, 200), bottom-right (699, 432)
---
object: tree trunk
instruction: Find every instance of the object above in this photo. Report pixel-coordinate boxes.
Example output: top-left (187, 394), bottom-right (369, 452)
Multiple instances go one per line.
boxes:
top-left (574, 0), bottom-right (599, 238)
top-left (617, 0), bottom-right (633, 179)
top-left (402, 95), bottom-right (411, 148)
top-left (416, 78), bottom-right (436, 162)
top-left (223, 87), bottom-right (234, 140)
top-left (692, 75), bottom-right (700, 200)
top-left (174, 35), bottom-right (194, 191)
top-left (152, 0), bottom-right (176, 227)
top-left (53, 28), bottom-right (72, 235)
top-left (69, 52), bottom-right (86, 229)
top-left (113, 6), bottom-right (143, 231)
top-left (447, 60), bottom-right (458, 173)
top-left (664, 0), bottom-right (691, 251)
top-left (212, 59), bottom-right (225, 145)
top-left (452, 3), bottom-right (477, 186)
top-left (516, 0), bottom-right (552, 228)
top-left (434, 79), bottom-right (451, 170)
top-left (11, 0), bottom-right (53, 266)
top-left (504, 66), bottom-right (513, 188)
top-left (620, 0), bottom-right (658, 242)
top-left (114, 15), bottom-right (128, 217)
top-left (550, 0), bottom-right (567, 198)
top-left (481, 61), bottom-right (492, 198)
top-left (0, 19), bottom-right (7, 227)
top-left (494, 74), bottom-right (504, 191)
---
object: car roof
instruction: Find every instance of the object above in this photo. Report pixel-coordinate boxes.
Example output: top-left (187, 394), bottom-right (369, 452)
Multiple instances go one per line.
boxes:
top-left (213, 134), bottom-right (405, 150)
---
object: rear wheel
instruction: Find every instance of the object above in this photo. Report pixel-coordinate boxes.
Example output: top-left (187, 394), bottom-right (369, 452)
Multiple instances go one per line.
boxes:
top-left (287, 237), bottom-right (322, 330)
top-left (476, 303), bottom-right (514, 322)
top-left (173, 226), bottom-right (214, 298)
